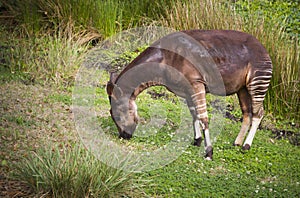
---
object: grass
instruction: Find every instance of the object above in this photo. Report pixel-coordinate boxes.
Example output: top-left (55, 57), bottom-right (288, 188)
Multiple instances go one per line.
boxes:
top-left (0, 0), bottom-right (299, 121)
top-left (0, 0), bottom-right (299, 197)
top-left (92, 70), bottom-right (299, 197)
top-left (0, 25), bottom-right (91, 85)
top-left (11, 144), bottom-right (140, 197)
top-left (0, 0), bottom-right (172, 38)
top-left (136, 119), bottom-right (300, 197)
top-left (0, 80), bottom-right (145, 197)
top-left (1, 54), bottom-right (299, 197)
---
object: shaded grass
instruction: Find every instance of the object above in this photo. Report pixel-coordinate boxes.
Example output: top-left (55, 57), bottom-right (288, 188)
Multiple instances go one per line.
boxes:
top-left (0, 0), bottom-right (172, 38)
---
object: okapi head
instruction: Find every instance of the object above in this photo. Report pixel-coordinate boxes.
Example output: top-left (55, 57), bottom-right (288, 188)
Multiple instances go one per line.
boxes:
top-left (106, 73), bottom-right (138, 139)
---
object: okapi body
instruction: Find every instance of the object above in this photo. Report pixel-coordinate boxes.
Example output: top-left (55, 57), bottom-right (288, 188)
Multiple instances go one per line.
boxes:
top-left (106, 30), bottom-right (272, 160)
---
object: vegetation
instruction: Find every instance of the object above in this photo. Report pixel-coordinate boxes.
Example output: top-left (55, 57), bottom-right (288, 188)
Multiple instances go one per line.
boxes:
top-left (0, 0), bottom-right (298, 121)
top-left (12, 144), bottom-right (140, 197)
top-left (0, 0), bottom-right (299, 197)
top-left (234, 0), bottom-right (300, 38)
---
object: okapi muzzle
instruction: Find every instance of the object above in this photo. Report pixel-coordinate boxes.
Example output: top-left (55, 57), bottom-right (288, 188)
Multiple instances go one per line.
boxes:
top-left (106, 30), bottom-right (272, 160)
top-left (107, 77), bottom-right (138, 139)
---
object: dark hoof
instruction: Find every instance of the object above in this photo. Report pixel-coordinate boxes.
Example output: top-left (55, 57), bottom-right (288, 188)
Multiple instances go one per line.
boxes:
top-left (242, 144), bottom-right (250, 150)
top-left (193, 137), bottom-right (202, 147)
top-left (205, 146), bottom-right (213, 160)
top-left (119, 132), bottom-right (132, 139)
top-left (233, 143), bottom-right (241, 147)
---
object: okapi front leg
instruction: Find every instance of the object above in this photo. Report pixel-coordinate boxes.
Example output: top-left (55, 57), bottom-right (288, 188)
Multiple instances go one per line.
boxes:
top-left (187, 100), bottom-right (203, 146)
top-left (191, 83), bottom-right (213, 160)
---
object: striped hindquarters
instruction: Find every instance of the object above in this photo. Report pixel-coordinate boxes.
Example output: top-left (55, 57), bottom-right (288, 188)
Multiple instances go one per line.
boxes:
top-left (247, 62), bottom-right (272, 116)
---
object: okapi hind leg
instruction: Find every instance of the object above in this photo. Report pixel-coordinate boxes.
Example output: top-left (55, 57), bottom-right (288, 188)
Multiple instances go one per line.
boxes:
top-left (242, 107), bottom-right (263, 150)
top-left (243, 67), bottom-right (272, 150)
top-left (202, 118), bottom-right (213, 160)
top-left (234, 88), bottom-right (252, 146)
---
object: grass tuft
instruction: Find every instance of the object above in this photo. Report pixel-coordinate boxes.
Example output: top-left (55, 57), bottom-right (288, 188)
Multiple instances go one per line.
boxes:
top-left (11, 144), bottom-right (141, 197)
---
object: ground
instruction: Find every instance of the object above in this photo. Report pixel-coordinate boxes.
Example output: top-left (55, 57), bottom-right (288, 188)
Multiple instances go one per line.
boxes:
top-left (0, 80), bottom-right (299, 197)
top-left (0, 81), bottom-right (75, 197)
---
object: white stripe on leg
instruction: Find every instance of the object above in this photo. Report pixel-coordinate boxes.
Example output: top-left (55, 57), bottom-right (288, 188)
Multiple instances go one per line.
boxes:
top-left (204, 129), bottom-right (212, 148)
top-left (243, 117), bottom-right (262, 150)
top-left (204, 129), bottom-right (213, 160)
top-left (194, 120), bottom-right (202, 139)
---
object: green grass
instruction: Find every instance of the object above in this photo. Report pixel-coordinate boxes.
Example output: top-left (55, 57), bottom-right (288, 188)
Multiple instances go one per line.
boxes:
top-left (93, 73), bottom-right (299, 196)
top-left (137, 122), bottom-right (300, 197)
top-left (0, 0), bottom-right (172, 38)
top-left (11, 144), bottom-right (141, 197)
top-left (110, 90), bottom-right (299, 197)
top-left (0, 0), bottom-right (299, 197)
top-left (0, 26), bottom-right (89, 85)
top-left (93, 81), bottom-right (300, 197)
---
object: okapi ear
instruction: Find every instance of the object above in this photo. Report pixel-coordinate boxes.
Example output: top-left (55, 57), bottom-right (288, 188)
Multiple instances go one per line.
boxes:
top-left (106, 72), bottom-right (118, 96)
top-left (106, 80), bottom-right (115, 96)
top-left (106, 72), bottom-right (123, 99)
top-left (110, 72), bottom-right (118, 84)
top-left (107, 84), bottom-right (123, 99)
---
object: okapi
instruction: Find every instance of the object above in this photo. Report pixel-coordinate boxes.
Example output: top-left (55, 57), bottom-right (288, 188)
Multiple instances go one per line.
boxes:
top-left (106, 30), bottom-right (272, 160)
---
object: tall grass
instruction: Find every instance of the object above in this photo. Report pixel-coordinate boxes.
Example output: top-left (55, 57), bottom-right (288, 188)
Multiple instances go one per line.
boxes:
top-left (0, 0), bottom-right (172, 38)
top-left (0, 0), bottom-right (173, 84)
top-left (161, 0), bottom-right (299, 122)
top-left (12, 144), bottom-right (142, 197)
top-left (1, 25), bottom-right (92, 85)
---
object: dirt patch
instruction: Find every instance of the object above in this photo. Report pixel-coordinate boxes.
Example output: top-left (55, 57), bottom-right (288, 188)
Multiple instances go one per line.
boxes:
top-left (271, 129), bottom-right (300, 146)
top-left (225, 103), bottom-right (300, 146)
top-left (0, 175), bottom-right (33, 198)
